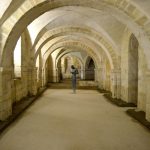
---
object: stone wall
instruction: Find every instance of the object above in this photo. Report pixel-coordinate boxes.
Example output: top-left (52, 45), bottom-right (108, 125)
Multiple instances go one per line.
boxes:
top-left (121, 28), bottom-right (148, 113)
top-left (1, 0), bottom-right (150, 122)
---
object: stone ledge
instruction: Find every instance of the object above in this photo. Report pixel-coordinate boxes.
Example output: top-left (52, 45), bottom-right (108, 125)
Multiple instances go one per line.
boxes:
top-left (126, 109), bottom-right (150, 130)
top-left (103, 93), bottom-right (136, 107)
top-left (0, 87), bottom-right (47, 134)
top-left (48, 81), bottom-right (98, 90)
top-left (97, 88), bottom-right (110, 93)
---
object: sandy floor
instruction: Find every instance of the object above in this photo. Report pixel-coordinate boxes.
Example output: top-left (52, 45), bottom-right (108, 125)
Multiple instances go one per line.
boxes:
top-left (0, 89), bottom-right (150, 150)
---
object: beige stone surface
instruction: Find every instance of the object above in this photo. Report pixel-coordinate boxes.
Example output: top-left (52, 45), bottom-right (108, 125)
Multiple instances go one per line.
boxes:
top-left (0, 89), bottom-right (150, 150)
top-left (1, 0), bottom-right (150, 129)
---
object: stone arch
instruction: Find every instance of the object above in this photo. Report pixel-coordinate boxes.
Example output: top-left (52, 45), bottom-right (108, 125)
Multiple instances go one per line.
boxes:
top-left (35, 30), bottom-right (115, 72)
top-left (128, 33), bottom-right (139, 105)
top-left (34, 26), bottom-right (117, 69)
top-left (42, 35), bottom-right (102, 62)
top-left (120, 27), bottom-right (148, 107)
top-left (56, 49), bottom-right (84, 69)
top-left (42, 41), bottom-right (100, 70)
top-left (56, 51), bottom-right (84, 80)
top-left (1, 0), bottom-right (150, 121)
top-left (1, 0), bottom-right (150, 28)
top-left (1, 0), bottom-right (150, 69)
top-left (41, 40), bottom-right (101, 84)
top-left (85, 56), bottom-right (95, 80)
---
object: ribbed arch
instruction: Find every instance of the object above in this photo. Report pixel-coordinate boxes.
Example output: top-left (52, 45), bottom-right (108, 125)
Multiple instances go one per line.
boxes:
top-left (1, 0), bottom-right (150, 68)
top-left (42, 41), bottom-right (100, 69)
top-left (33, 27), bottom-right (116, 69)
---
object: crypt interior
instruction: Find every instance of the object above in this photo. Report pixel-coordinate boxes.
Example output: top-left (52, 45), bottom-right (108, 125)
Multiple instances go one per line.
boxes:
top-left (0, 0), bottom-right (150, 150)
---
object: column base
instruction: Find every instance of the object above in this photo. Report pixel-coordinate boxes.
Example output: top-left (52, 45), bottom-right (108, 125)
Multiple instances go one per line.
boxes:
top-left (0, 100), bottom-right (12, 121)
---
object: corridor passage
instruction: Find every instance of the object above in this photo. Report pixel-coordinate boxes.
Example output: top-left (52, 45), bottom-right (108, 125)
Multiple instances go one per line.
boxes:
top-left (0, 89), bottom-right (150, 150)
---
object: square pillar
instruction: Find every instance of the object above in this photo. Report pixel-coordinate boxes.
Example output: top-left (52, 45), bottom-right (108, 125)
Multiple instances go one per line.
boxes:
top-left (0, 67), bottom-right (12, 120)
top-left (111, 69), bottom-right (121, 99)
top-left (31, 67), bottom-right (38, 95)
top-left (28, 67), bottom-right (38, 96)
top-left (146, 70), bottom-right (150, 121)
top-left (97, 67), bottom-right (104, 89)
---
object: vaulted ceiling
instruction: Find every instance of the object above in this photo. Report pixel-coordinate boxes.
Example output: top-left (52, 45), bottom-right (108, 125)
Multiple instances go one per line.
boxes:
top-left (1, 0), bottom-right (150, 69)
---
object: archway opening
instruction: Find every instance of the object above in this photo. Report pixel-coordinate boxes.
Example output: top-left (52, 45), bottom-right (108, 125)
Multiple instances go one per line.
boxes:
top-left (85, 57), bottom-right (95, 81)
top-left (128, 34), bottom-right (139, 105)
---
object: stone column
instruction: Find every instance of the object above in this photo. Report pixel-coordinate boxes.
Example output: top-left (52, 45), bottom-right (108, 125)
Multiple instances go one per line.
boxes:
top-left (81, 68), bottom-right (86, 80)
top-left (105, 74), bottom-right (111, 91)
top-left (21, 66), bottom-right (29, 97)
top-left (38, 68), bottom-right (42, 87)
top-left (0, 67), bottom-right (12, 120)
top-left (116, 69), bottom-right (121, 99)
top-left (146, 70), bottom-right (150, 122)
top-left (28, 67), bottom-right (38, 96)
top-left (39, 51), bottom-right (43, 88)
top-left (52, 68), bottom-right (59, 82)
top-left (111, 70), bottom-right (117, 98)
top-left (111, 69), bottom-right (121, 99)
top-left (42, 68), bottom-right (47, 87)
top-left (94, 68), bottom-right (98, 82)
top-left (56, 68), bottom-right (59, 82)
top-left (97, 67), bottom-right (104, 89)
top-left (32, 67), bottom-right (38, 95)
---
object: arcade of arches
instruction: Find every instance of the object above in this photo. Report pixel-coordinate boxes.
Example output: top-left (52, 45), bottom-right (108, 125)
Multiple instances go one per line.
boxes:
top-left (0, 0), bottom-right (150, 132)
